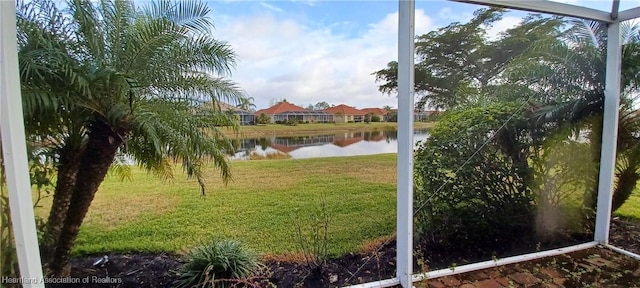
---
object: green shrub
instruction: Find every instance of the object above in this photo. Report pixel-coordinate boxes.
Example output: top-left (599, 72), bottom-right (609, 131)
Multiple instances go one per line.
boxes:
top-left (386, 111), bottom-right (397, 122)
top-left (371, 115), bottom-right (381, 122)
top-left (414, 103), bottom-right (541, 251)
top-left (364, 113), bottom-right (372, 123)
top-left (175, 239), bottom-right (259, 288)
top-left (285, 119), bottom-right (298, 126)
top-left (256, 113), bottom-right (270, 125)
top-left (529, 132), bottom-right (594, 237)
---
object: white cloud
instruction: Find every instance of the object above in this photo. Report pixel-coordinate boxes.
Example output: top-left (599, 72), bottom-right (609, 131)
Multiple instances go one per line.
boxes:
top-left (260, 2), bottom-right (284, 13)
top-left (291, 0), bottom-right (317, 6)
top-left (212, 10), bottom-right (433, 110)
top-left (437, 7), bottom-right (473, 23)
top-left (485, 16), bottom-right (522, 40)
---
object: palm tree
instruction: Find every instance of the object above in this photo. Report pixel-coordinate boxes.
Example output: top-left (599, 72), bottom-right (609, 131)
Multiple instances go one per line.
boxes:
top-left (507, 19), bottom-right (640, 216)
top-left (236, 96), bottom-right (256, 111)
top-left (16, 0), bottom-right (245, 276)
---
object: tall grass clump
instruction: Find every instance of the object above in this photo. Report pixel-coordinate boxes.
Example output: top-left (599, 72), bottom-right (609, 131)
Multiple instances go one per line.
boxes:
top-left (175, 239), bottom-right (260, 288)
top-left (293, 198), bottom-right (330, 271)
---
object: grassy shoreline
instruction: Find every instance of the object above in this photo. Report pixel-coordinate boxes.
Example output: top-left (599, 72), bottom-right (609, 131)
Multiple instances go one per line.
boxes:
top-left (219, 122), bottom-right (435, 138)
top-left (43, 154), bottom-right (399, 257)
top-left (32, 152), bottom-right (640, 258)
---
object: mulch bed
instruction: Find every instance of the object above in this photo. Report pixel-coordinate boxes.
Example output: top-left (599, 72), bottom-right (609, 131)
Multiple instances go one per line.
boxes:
top-left (56, 218), bottom-right (640, 288)
top-left (610, 217), bottom-right (640, 255)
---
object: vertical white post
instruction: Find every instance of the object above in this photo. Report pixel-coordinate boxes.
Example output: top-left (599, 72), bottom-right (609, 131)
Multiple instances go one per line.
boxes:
top-left (594, 21), bottom-right (622, 244)
top-left (1, 1), bottom-right (46, 286)
top-left (397, 0), bottom-right (415, 287)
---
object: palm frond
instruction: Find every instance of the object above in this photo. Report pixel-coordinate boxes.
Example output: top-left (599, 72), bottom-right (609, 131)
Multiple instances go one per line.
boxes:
top-left (562, 19), bottom-right (606, 49)
top-left (66, 0), bottom-right (106, 63)
top-left (144, 0), bottom-right (213, 33)
top-left (109, 153), bottom-right (133, 182)
top-left (100, 0), bottom-right (136, 65)
top-left (126, 99), bottom-right (235, 193)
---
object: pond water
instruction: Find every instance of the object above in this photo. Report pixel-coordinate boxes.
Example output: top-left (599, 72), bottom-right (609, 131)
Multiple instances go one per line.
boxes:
top-left (230, 129), bottom-right (430, 160)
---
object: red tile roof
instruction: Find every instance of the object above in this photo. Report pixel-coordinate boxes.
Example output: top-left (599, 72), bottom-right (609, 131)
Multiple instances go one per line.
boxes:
top-left (368, 135), bottom-right (385, 142)
top-left (333, 137), bottom-right (363, 147)
top-left (324, 104), bottom-right (366, 115)
top-left (360, 108), bottom-right (388, 115)
top-left (270, 144), bottom-right (300, 153)
top-left (255, 102), bottom-right (305, 115)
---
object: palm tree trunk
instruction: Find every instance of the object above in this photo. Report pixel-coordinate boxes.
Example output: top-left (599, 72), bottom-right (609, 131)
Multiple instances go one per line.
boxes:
top-left (42, 146), bottom-right (82, 269)
top-left (49, 120), bottom-right (123, 276)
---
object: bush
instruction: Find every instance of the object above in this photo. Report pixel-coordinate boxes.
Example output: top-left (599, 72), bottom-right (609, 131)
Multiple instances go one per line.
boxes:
top-left (175, 240), bottom-right (259, 288)
top-left (371, 115), bottom-right (381, 122)
top-left (529, 132), bottom-right (593, 238)
top-left (256, 113), bottom-right (270, 125)
top-left (386, 111), bottom-right (397, 122)
top-left (364, 113), bottom-right (372, 123)
top-left (414, 103), bottom-right (540, 251)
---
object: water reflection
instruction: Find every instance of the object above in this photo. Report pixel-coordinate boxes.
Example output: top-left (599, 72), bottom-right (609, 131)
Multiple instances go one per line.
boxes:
top-left (230, 129), bottom-right (429, 160)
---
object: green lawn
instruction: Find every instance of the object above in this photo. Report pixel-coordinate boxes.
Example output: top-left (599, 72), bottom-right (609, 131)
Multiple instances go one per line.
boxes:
top-left (615, 189), bottom-right (640, 219)
top-left (46, 154), bottom-right (398, 257)
top-left (31, 153), bottom-right (640, 259)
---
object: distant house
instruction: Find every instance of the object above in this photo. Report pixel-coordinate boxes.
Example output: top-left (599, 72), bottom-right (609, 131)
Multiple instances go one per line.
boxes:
top-left (196, 102), bottom-right (255, 125)
top-left (273, 110), bottom-right (334, 123)
top-left (324, 104), bottom-right (366, 123)
top-left (219, 103), bottom-right (255, 125)
top-left (255, 102), bottom-right (334, 123)
top-left (415, 110), bottom-right (438, 122)
top-left (360, 108), bottom-right (389, 122)
top-left (255, 102), bottom-right (306, 124)
top-left (386, 109), bottom-right (437, 122)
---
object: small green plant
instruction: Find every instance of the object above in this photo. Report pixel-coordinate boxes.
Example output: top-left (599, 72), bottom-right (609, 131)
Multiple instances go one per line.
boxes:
top-left (292, 198), bottom-right (330, 270)
top-left (175, 239), bottom-right (260, 288)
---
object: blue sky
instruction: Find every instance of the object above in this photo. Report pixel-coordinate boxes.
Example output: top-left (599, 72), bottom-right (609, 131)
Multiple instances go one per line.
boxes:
top-left (204, 0), bottom-right (640, 110)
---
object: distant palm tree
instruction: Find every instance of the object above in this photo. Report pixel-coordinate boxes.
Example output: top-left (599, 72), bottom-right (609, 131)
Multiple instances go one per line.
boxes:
top-left (17, 0), bottom-right (245, 276)
top-left (509, 19), bottom-right (640, 215)
top-left (236, 96), bottom-right (257, 111)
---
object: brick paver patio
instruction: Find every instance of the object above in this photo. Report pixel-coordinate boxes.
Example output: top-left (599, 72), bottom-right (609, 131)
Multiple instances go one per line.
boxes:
top-left (413, 246), bottom-right (640, 288)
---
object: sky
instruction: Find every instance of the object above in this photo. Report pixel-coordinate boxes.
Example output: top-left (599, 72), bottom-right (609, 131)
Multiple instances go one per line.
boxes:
top-left (205, 0), bottom-right (640, 111)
